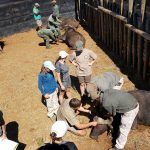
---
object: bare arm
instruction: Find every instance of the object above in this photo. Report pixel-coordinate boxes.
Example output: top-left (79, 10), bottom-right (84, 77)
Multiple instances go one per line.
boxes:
top-left (56, 72), bottom-right (65, 90)
top-left (75, 121), bottom-right (97, 130)
top-left (71, 60), bottom-right (78, 66)
top-left (88, 60), bottom-right (95, 66)
top-left (78, 106), bottom-right (91, 113)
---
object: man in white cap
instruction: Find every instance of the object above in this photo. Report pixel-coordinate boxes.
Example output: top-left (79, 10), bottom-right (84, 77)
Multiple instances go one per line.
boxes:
top-left (38, 61), bottom-right (59, 121)
top-left (33, 3), bottom-right (42, 29)
top-left (55, 51), bottom-right (71, 104)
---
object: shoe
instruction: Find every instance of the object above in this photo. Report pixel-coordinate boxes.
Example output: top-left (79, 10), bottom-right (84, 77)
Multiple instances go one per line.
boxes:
top-left (46, 46), bottom-right (50, 49)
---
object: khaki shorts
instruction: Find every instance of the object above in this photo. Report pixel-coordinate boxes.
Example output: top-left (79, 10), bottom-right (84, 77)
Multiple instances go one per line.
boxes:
top-left (36, 19), bottom-right (42, 27)
top-left (78, 75), bottom-right (91, 84)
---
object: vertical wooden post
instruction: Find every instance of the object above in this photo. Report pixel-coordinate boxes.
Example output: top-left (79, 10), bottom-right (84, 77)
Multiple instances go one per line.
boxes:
top-left (128, 0), bottom-right (134, 22)
top-left (131, 32), bottom-right (137, 70)
top-left (143, 39), bottom-right (148, 80)
top-left (137, 35), bottom-right (142, 79)
top-left (127, 28), bottom-right (132, 66)
top-left (120, 0), bottom-right (124, 15)
top-left (140, 0), bottom-right (147, 30)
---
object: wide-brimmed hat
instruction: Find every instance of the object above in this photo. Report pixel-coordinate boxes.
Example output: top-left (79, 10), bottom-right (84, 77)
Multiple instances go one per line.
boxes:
top-left (51, 0), bottom-right (57, 4)
top-left (59, 51), bottom-right (68, 58)
top-left (35, 3), bottom-right (40, 7)
top-left (51, 121), bottom-right (68, 138)
top-left (43, 61), bottom-right (56, 71)
top-left (75, 40), bottom-right (83, 51)
top-left (86, 83), bottom-right (99, 100)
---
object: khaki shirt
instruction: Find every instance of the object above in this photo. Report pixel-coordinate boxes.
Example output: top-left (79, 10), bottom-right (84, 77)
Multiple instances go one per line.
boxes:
top-left (57, 99), bottom-right (79, 126)
top-left (70, 49), bottom-right (97, 76)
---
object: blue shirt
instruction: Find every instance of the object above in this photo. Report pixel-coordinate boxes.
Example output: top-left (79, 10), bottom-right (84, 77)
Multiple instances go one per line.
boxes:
top-left (38, 72), bottom-right (58, 95)
top-left (33, 6), bottom-right (41, 20)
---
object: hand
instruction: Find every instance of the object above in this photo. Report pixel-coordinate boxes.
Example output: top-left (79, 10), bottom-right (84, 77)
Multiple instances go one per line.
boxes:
top-left (90, 121), bottom-right (98, 127)
top-left (56, 88), bottom-right (58, 93)
top-left (44, 94), bottom-right (50, 99)
top-left (88, 62), bottom-right (93, 66)
top-left (61, 85), bottom-right (65, 90)
top-left (88, 110), bottom-right (91, 114)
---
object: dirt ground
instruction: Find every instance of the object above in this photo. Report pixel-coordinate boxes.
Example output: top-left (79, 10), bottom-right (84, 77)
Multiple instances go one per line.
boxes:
top-left (0, 26), bottom-right (150, 150)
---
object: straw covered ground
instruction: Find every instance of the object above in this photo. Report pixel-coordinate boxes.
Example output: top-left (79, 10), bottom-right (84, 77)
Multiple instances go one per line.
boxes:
top-left (0, 26), bottom-right (150, 150)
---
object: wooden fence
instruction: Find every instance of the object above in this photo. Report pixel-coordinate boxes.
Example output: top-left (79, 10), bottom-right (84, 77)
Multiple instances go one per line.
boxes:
top-left (79, 2), bottom-right (150, 88)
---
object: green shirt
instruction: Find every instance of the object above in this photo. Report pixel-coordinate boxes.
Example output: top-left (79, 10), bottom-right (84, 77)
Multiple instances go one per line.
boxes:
top-left (53, 4), bottom-right (60, 18)
top-left (102, 89), bottom-right (137, 116)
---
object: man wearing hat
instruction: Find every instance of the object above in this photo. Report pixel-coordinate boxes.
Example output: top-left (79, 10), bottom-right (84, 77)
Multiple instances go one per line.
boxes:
top-left (38, 61), bottom-right (59, 121)
top-left (86, 72), bottom-right (124, 101)
top-left (48, 12), bottom-right (62, 38)
top-left (51, 0), bottom-right (60, 18)
top-left (33, 3), bottom-right (42, 28)
top-left (70, 40), bottom-right (97, 97)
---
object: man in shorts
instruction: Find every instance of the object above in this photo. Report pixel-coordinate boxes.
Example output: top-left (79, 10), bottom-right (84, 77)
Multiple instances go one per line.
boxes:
top-left (70, 40), bottom-right (97, 96)
top-left (57, 98), bottom-right (97, 136)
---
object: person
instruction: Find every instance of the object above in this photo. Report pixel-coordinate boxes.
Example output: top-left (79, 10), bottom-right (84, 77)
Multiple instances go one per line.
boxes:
top-left (0, 111), bottom-right (7, 140)
top-left (37, 27), bottom-right (57, 49)
top-left (38, 61), bottom-right (59, 121)
top-left (69, 40), bottom-right (97, 96)
top-left (55, 51), bottom-right (71, 104)
top-left (86, 72), bottom-right (124, 101)
top-left (38, 120), bottom-right (78, 150)
top-left (57, 98), bottom-right (97, 136)
top-left (48, 13), bottom-right (62, 38)
top-left (99, 89), bottom-right (139, 150)
top-left (33, 3), bottom-right (42, 29)
top-left (51, 0), bottom-right (60, 18)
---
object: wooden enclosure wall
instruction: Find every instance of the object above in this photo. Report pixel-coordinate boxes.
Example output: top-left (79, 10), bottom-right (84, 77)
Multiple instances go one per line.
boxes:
top-left (78, 0), bottom-right (150, 88)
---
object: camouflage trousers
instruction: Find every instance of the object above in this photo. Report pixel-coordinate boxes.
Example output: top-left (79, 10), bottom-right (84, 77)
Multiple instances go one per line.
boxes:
top-left (38, 31), bottom-right (56, 48)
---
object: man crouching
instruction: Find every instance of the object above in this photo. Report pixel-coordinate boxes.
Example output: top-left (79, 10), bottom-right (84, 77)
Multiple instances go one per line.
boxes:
top-left (57, 98), bottom-right (97, 136)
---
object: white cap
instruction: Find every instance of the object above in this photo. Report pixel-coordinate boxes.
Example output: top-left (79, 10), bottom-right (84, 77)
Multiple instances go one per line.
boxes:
top-left (59, 51), bottom-right (68, 58)
top-left (43, 61), bottom-right (56, 71)
top-left (51, 121), bottom-right (68, 138)
top-left (35, 3), bottom-right (40, 7)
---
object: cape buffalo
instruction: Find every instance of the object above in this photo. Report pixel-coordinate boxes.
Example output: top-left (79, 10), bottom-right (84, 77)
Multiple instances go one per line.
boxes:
top-left (60, 18), bottom-right (80, 30)
top-left (59, 26), bottom-right (85, 50)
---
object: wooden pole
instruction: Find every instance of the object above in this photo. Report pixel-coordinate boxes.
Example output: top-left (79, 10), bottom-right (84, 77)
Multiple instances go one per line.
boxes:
top-left (128, 0), bottom-right (134, 22)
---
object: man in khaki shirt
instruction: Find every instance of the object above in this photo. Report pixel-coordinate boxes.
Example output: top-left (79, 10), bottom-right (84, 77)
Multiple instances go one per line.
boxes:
top-left (70, 40), bottom-right (97, 96)
top-left (57, 98), bottom-right (97, 136)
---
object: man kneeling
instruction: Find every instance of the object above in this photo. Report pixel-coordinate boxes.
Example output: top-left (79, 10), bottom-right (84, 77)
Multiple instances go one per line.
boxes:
top-left (57, 98), bottom-right (97, 136)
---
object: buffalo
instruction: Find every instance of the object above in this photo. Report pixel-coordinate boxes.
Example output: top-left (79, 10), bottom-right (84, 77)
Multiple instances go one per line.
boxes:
top-left (90, 90), bottom-right (150, 140)
top-left (59, 26), bottom-right (85, 50)
top-left (60, 18), bottom-right (80, 30)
